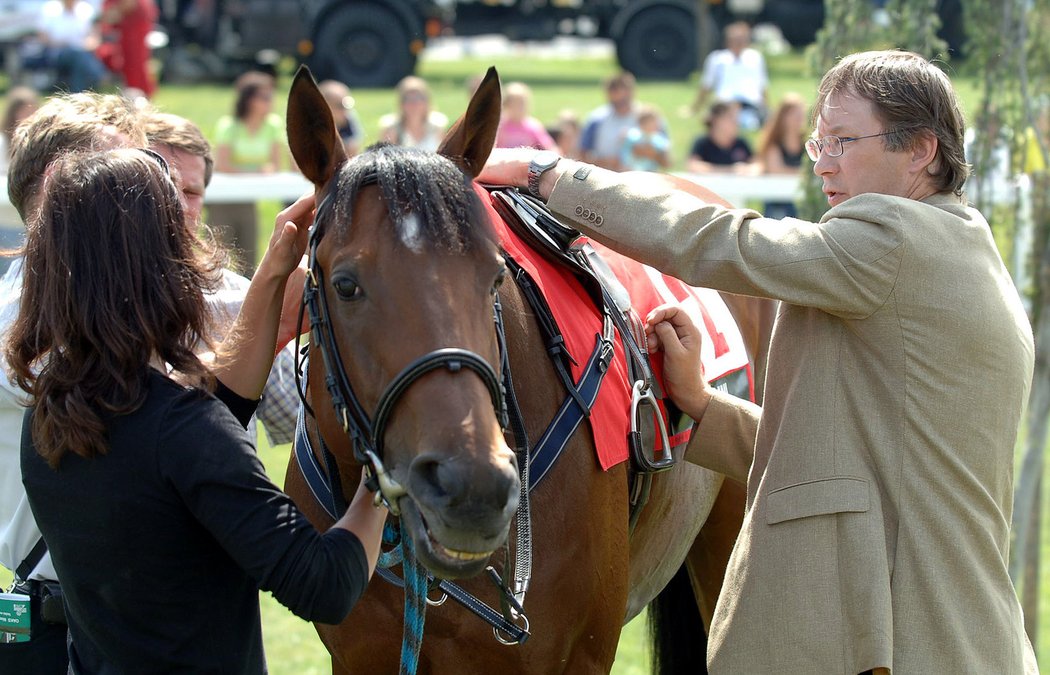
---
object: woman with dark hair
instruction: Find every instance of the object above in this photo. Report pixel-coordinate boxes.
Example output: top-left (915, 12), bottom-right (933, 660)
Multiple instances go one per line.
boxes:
top-left (8, 148), bottom-right (384, 674)
top-left (214, 71), bottom-right (285, 173)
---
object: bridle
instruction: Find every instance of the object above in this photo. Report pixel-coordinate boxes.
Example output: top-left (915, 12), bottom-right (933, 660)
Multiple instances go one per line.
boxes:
top-left (299, 177), bottom-right (508, 516)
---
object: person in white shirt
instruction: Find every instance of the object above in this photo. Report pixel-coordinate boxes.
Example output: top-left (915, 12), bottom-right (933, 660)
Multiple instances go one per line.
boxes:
top-left (36, 0), bottom-right (106, 92)
top-left (691, 21), bottom-right (769, 131)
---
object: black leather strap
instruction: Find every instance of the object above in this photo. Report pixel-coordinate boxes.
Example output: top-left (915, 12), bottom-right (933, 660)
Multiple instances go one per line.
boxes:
top-left (15, 537), bottom-right (47, 581)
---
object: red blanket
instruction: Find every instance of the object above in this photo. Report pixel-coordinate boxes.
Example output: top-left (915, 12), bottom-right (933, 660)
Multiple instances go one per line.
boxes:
top-left (480, 187), bottom-right (750, 470)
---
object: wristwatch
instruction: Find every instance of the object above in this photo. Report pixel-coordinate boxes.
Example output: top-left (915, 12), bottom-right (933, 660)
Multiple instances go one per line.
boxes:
top-left (527, 150), bottom-right (561, 199)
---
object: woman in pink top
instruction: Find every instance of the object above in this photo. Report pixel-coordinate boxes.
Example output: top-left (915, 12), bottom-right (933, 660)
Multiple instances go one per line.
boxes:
top-left (495, 81), bottom-right (556, 150)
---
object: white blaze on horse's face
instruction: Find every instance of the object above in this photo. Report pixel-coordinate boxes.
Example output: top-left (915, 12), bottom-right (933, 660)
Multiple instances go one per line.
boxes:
top-left (399, 211), bottom-right (425, 253)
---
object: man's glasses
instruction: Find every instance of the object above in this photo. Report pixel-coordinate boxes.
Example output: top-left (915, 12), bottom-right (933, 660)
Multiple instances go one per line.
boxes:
top-left (805, 131), bottom-right (895, 161)
top-left (137, 147), bottom-right (171, 176)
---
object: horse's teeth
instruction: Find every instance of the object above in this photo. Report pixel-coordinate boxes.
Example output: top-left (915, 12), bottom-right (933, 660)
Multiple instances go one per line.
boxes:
top-left (443, 548), bottom-right (492, 561)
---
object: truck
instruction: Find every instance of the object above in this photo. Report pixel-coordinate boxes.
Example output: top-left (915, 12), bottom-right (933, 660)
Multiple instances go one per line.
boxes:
top-left (159, 0), bottom-right (964, 87)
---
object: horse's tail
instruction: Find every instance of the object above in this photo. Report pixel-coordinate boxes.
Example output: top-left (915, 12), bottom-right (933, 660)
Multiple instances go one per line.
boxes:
top-left (647, 564), bottom-right (708, 675)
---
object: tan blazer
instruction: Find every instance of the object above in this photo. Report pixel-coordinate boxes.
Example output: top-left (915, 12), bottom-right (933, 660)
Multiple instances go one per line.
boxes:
top-left (547, 166), bottom-right (1037, 674)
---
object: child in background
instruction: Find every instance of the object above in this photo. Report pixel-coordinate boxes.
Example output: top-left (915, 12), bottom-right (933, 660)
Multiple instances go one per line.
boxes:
top-left (550, 110), bottom-right (582, 159)
top-left (495, 81), bottom-right (556, 150)
top-left (620, 105), bottom-right (670, 172)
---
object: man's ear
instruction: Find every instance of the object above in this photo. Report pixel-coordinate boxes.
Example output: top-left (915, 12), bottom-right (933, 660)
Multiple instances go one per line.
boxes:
top-left (911, 130), bottom-right (940, 176)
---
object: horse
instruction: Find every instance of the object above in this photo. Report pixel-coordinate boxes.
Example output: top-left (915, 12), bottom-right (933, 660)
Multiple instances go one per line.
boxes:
top-left (282, 66), bottom-right (773, 673)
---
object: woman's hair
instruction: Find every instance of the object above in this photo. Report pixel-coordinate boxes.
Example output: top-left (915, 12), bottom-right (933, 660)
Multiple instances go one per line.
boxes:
top-left (757, 93), bottom-right (806, 158)
top-left (233, 71), bottom-right (275, 121)
top-left (5, 149), bottom-right (222, 467)
top-left (815, 50), bottom-right (969, 195)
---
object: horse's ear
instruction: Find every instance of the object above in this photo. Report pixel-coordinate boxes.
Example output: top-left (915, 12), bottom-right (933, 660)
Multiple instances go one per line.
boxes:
top-left (438, 66), bottom-right (501, 179)
top-left (286, 64), bottom-right (348, 187)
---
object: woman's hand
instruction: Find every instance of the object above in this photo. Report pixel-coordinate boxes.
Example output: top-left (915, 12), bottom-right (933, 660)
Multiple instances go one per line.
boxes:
top-left (646, 303), bottom-right (713, 421)
top-left (263, 192), bottom-right (313, 279)
top-left (337, 474), bottom-right (389, 577)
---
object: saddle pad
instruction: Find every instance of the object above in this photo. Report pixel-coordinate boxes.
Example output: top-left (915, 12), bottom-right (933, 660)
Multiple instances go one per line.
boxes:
top-left (477, 185), bottom-right (750, 471)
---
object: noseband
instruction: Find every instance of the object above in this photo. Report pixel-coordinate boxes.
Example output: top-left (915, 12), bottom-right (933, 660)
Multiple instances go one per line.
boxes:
top-left (301, 181), bottom-right (508, 515)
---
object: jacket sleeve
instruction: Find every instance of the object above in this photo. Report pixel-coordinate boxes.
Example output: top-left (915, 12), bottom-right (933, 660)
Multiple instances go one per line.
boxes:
top-left (684, 390), bottom-right (760, 484)
top-left (547, 165), bottom-right (906, 320)
top-left (158, 392), bottom-right (368, 624)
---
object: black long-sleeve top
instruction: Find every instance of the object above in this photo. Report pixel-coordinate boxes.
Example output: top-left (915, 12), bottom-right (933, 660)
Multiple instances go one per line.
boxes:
top-left (21, 370), bottom-right (367, 674)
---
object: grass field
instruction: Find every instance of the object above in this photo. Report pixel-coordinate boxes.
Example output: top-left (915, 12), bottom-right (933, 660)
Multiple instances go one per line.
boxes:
top-left (1, 47), bottom-right (1040, 673)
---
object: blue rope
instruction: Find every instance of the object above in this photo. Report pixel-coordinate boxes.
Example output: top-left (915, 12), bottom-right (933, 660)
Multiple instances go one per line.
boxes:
top-left (377, 520), bottom-right (427, 675)
top-left (400, 526), bottom-right (427, 675)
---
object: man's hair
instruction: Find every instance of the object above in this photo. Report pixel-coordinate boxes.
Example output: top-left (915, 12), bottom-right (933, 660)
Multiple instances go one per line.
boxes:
top-left (605, 71), bottom-right (636, 91)
top-left (7, 92), bottom-right (146, 218)
top-left (5, 149), bottom-right (221, 467)
top-left (2, 86), bottom-right (39, 149)
top-left (141, 110), bottom-right (215, 186)
top-left (815, 50), bottom-right (968, 195)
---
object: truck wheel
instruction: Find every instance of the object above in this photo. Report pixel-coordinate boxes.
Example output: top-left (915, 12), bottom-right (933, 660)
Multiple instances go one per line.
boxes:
top-left (615, 5), bottom-right (696, 81)
top-left (311, 4), bottom-right (416, 87)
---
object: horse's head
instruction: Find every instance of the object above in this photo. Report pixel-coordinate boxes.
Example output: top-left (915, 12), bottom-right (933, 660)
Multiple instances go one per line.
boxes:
top-left (288, 66), bottom-right (518, 579)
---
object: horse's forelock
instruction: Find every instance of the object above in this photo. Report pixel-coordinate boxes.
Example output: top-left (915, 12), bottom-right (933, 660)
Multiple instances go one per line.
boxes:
top-left (326, 144), bottom-right (494, 253)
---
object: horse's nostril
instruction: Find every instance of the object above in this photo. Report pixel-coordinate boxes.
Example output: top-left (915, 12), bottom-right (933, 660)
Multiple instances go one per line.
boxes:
top-left (412, 456), bottom-right (449, 500)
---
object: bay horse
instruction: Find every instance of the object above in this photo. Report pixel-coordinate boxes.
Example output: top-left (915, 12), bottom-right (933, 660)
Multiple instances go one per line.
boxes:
top-left (283, 66), bottom-right (771, 673)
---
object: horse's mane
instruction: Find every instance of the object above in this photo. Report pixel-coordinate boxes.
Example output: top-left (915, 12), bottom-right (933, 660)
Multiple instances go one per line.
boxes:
top-left (322, 143), bottom-right (494, 253)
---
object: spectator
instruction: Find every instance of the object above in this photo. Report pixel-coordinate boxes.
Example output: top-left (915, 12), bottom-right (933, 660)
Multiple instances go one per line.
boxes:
top-left (319, 79), bottom-right (364, 158)
top-left (34, 0), bottom-right (106, 93)
top-left (0, 87), bottom-right (40, 171)
top-left (692, 21), bottom-right (768, 131)
top-left (495, 81), bottom-right (557, 151)
top-left (620, 104), bottom-right (670, 172)
top-left (757, 93), bottom-right (807, 218)
top-left (212, 70), bottom-right (286, 267)
top-left (550, 109), bottom-right (582, 160)
top-left (1020, 103), bottom-right (1048, 176)
top-left (580, 71), bottom-right (639, 171)
top-left (99, 0), bottom-right (159, 99)
top-left (687, 101), bottom-right (756, 174)
top-left (214, 71), bottom-right (285, 174)
top-left (379, 76), bottom-right (448, 151)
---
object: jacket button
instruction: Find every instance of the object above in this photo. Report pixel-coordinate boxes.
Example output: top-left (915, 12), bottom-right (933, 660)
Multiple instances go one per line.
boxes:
top-left (595, 215), bottom-right (604, 226)
top-left (575, 205), bottom-right (583, 215)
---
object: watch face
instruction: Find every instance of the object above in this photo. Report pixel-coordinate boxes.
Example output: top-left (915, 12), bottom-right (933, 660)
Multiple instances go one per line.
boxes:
top-left (532, 150), bottom-right (560, 171)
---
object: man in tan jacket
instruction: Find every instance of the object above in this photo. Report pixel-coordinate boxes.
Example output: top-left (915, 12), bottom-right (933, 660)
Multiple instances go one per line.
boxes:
top-left (482, 51), bottom-right (1037, 673)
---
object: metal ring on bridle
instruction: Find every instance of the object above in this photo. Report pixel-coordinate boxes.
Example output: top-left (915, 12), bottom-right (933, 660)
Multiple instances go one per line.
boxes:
top-left (493, 613), bottom-right (530, 646)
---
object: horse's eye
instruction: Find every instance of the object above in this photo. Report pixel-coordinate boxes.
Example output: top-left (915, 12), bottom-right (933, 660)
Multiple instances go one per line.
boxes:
top-left (332, 276), bottom-right (363, 301)
top-left (491, 267), bottom-right (507, 295)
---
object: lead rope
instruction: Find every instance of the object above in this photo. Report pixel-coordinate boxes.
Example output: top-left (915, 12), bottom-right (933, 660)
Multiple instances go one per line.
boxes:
top-left (378, 521), bottom-right (428, 675)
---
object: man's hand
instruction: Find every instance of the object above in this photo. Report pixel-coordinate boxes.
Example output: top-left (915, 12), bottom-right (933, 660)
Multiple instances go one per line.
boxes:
top-left (477, 147), bottom-right (535, 189)
top-left (646, 303), bottom-right (713, 420)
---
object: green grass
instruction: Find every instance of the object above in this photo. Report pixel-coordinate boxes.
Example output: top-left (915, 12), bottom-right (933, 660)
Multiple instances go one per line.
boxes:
top-left (1, 48), bottom-right (1026, 674)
